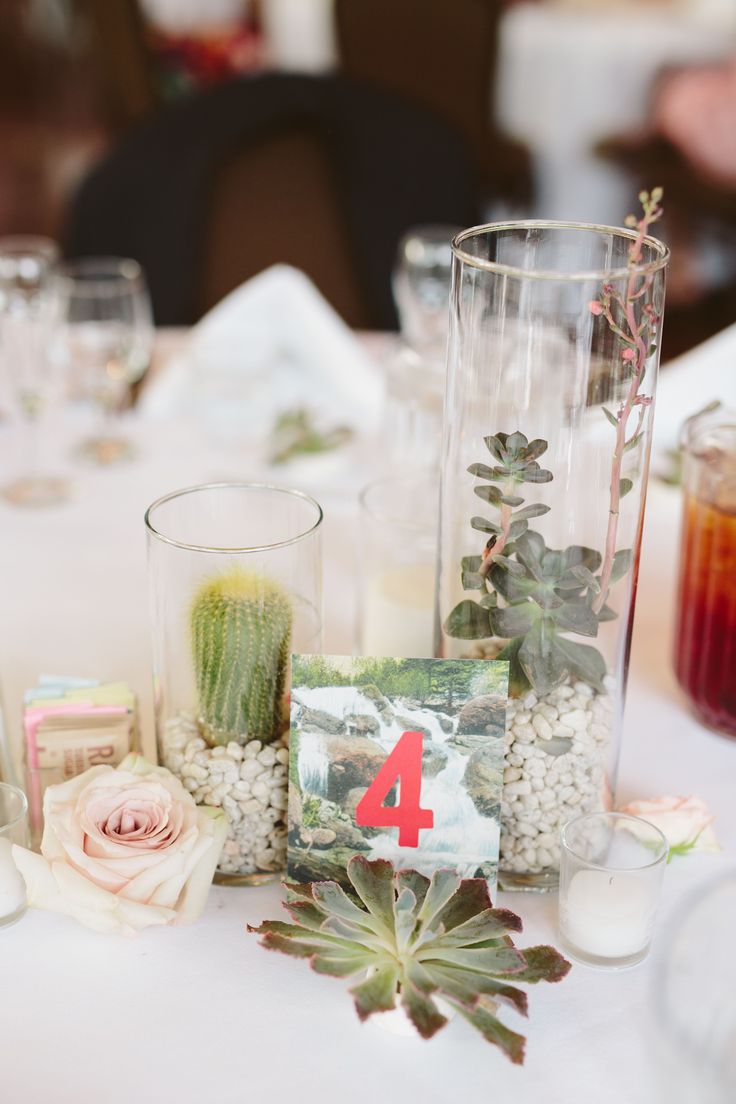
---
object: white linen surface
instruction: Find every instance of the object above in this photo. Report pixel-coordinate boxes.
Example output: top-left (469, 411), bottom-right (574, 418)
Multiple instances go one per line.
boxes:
top-left (0, 326), bottom-right (734, 1104)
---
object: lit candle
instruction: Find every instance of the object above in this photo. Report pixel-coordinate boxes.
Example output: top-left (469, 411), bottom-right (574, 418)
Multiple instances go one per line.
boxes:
top-left (0, 839), bottom-right (27, 927)
top-left (561, 869), bottom-right (658, 960)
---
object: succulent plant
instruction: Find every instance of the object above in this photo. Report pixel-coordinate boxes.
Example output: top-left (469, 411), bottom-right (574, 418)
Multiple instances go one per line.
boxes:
top-left (445, 431), bottom-right (623, 696)
top-left (190, 567), bottom-right (292, 746)
top-left (249, 856), bottom-right (571, 1063)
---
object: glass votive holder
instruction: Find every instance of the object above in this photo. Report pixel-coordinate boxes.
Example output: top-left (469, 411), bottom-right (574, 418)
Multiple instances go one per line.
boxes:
top-left (358, 475), bottom-right (438, 659)
top-left (0, 782), bottom-right (29, 928)
top-left (559, 811), bottom-right (668, 969)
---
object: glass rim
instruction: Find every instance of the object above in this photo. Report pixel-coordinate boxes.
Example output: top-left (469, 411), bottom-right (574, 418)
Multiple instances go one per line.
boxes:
top-left (0, 782), bottom-right (28, 834)
top-left (145, 481), bottom-right (324, 554)
top-left (451, 220), bottom-right (670, 281)
top-left (58, 257), bottom-right (145, 292)
top-left (359, 475), bottom-right (439, 532)
top-left (561, 810), bottom-right (669, 871)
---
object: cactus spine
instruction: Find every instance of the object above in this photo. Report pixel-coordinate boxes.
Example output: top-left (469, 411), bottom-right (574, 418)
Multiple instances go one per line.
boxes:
top-left (190, 568), bottom-right (292, 746)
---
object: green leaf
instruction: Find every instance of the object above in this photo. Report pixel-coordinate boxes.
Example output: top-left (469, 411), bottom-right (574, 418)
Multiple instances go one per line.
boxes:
top-left (444, 600), bottom-right (492, 640)
top-left (467, 462), bottom-right (497, 480)
top-left (350, 963), bottom-right (400, 1020)
top-left (602, 406), bottom-right (619, 428)
top-left (396, 869), bottom-right (430, 912)
top-left (624, 431), bottom-right (643, 453)
top-left (471, 516), bottom-right (501, 535)
top-left (491, 555), bottom-right (526, 577)
top-left (513, 945), bottom-right (572, 984)
top-left (619, 478), bottom-right (633, 497)
top-left (400, 980), bottom-right (448, 1039)
top-left (474, 484), bottom-right (503, 505)
top-left (419, 945), bottom-right (527, 974)
top-left (347, 857), bottom-right (397, 939)
top-left (462, 569), bottom-right (485, 591)
top-left (311, 882), bottom-right (382, 935)
top-left (505, 431), bottom-right (529, 455)
top-left (311, 952), bottom-right (374, 978)
top-left (425, 964), bottom-right (529, 1017)
top-left (570, 564), bottom-right (600, 593)
top-left (512, 503), bottom-right (551, 522)
top-left (552, 600), bottom-right (599, 637)
top-left (483, 435), bottom-right (506, 461)
top-left (596, 603), bottom-right (617, 622)
top-left (553, 636), bottom-right (607, 692)
top-left (610, 548), bottom-right (632, 583)
top-left (500, 493), bottom-right (524, 507)
top-left (507, 519), bottom-right (529, 541)
top-left (496, 637), bottom-right (531, 697)
top-left (518, 620), bottom-right (568, 695)
top-left (490, 602), bottom-right (538, 638)
top-left (521, 463), bottom-right (553, 484)
top-left (479, 592), bottom-right (498, 609)
top-left (461, 555), bottom-right (483, 574)
top-left (417, 869), bottom-right (463, 931)
top-left (523, 438), bottom-right (548, 461)
top-left (451, 1000), bottom-right (527, 1065)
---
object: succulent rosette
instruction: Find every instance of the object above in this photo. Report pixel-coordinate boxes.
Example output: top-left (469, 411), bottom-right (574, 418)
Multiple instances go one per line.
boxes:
top-left (250, 856), bottom-right (571, 1063)
top-left (13, 754), bottom-right (227, 935)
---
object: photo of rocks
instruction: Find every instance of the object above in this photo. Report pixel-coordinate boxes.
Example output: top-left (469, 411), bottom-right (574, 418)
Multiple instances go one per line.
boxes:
top-left (288, 654), bottom-right (509, 891)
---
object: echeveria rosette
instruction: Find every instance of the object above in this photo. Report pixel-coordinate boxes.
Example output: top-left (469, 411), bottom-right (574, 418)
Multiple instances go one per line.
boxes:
top-left (249, 856), bottom-right (571, 1063)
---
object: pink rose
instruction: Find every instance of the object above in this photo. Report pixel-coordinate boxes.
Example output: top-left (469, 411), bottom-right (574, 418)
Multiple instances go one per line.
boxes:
top-left (618, 795), bottom-right (720, 859)
top-left (12, 754), bottom-right (226, 935)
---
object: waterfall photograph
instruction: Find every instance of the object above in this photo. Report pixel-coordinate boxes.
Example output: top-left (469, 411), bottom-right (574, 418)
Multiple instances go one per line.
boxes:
top-left (288, 654), bottom-right (509, 891)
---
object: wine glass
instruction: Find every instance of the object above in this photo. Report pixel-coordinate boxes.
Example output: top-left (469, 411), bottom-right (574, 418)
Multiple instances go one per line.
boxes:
top-left (392, 224), bottom-right (459, 356)
top-left (60, 258), bottom-right (153, 464)
top-left (0, 236), bottom-right (68, 506)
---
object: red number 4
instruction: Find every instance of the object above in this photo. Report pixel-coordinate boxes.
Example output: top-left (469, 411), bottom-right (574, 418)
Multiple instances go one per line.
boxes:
top-left (355, 731), bottom-right (434, 847)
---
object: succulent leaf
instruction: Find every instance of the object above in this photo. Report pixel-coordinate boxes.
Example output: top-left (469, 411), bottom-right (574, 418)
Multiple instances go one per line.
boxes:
top-left (249, 857), bottom-right (571, 1061)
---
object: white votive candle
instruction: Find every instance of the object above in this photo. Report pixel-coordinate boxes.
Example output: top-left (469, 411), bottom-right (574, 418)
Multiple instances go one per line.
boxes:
top-left (0, 838), bottom-right (26, 927)
top-left (561, 869), bottom-right (656, 959)
top-left (559, 811), bottom-right (668, 969)
top-left (360, 563), bottom-right (435, 659)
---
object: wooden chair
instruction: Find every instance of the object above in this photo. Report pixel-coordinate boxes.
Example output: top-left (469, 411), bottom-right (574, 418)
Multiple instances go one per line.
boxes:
top-left (64, 74), bottom-right (481, 328)
top-left (335, 0), bottom-right (532, 208)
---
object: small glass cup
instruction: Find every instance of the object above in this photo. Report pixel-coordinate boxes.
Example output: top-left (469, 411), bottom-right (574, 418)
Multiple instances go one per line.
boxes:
top-left (0, 782), bottom-right (29, 928)
top-left (358, 475), bottom-right (439, 659)
top-left (674, 403), bottom-right (736, 737)
top-left (146, 482), bottom-right (323, 885)
top-left (559, 811), bottom-right (668, 969)
top-left (653, 869), bottom-right (736, 1103)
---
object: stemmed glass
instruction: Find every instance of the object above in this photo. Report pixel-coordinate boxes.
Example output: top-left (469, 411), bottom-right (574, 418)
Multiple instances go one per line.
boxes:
top-left (60, 258), bottom-right (153, 464)
top-left (0, 236), bottom-right (68, 506)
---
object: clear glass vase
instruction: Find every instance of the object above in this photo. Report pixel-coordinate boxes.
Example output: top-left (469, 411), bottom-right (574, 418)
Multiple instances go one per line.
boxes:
top-left (436, 218), bottom-right (668, 890)
top-left (145, 482), bottom-right (323, 885)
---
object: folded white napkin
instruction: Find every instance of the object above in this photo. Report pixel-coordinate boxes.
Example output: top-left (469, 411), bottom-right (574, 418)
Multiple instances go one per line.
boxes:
top-left (653, 321), bottom-right (736, 458)
top-left (140, 265), bottom-right (384, 443)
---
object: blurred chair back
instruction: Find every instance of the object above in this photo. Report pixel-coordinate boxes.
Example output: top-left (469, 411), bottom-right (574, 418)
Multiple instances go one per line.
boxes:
top-left (63, 74), bottom-right (480, 327)
top-left (335, 0), bottom-right (530, 206)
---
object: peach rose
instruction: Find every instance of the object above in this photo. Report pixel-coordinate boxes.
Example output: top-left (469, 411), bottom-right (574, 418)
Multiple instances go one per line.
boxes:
top-left (618, 795), bottom-right (720, 859)
top-left (12, 754), bottom-right (226, 935)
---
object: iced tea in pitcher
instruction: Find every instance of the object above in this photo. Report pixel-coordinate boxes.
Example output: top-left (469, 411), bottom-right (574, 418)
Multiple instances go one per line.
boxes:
top-left (674, 407), bottom-right (736, 737)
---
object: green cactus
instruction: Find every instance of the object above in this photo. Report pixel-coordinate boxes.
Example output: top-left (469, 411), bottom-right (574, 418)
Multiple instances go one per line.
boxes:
top-left (190, 567), bottom-right (292, 746)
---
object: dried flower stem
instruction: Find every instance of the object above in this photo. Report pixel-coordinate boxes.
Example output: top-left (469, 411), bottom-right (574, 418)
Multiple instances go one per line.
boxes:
top-left (592, 191), bottom-right (663, 613)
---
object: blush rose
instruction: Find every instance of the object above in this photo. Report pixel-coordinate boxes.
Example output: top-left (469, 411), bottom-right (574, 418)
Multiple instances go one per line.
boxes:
top-left (13, 754), bottom-right (227, 935)
top-left (618, 795), bottom-right (720, 859)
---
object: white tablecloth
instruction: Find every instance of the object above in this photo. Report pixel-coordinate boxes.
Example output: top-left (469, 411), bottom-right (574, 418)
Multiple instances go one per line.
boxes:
top-left (0, 331), bottom-right (733, 1104)
top-left (497, 1), bottom-right (736, 221)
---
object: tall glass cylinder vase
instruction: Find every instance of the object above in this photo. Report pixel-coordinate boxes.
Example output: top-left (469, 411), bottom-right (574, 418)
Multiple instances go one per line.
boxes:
top-left (146, 483), bottom-right (323, 885)
top-left (436, 216), bottom-right (668, 890)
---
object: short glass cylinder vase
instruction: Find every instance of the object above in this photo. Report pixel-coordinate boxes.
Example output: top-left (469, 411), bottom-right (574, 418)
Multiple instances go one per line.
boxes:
top-left (436, 217), bottom-right (669, 890)
top-left (146, 483), bottom-right (323, 885)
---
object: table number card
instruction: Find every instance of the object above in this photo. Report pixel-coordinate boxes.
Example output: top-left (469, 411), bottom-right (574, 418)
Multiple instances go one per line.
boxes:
top-left (288, 654), bottom-right (509, 892)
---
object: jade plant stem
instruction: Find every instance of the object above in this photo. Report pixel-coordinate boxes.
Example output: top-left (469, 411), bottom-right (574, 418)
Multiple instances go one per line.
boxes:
top-left (592, 190), bottom-right (662, 613)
